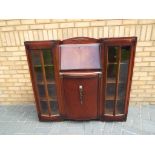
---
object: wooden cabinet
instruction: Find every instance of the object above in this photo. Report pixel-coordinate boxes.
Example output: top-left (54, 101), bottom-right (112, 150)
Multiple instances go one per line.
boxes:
top-left (25, 37), bottom-right (137, 121)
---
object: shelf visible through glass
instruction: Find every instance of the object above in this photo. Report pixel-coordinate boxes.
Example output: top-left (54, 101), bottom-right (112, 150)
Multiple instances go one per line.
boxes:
top-left (106, 96), bottom-right (121, 100)
top-left (39, 96), bottom-right (57, 101)
top-left (34, 64), bottom-right (54, 67)
top-left (106, 78), bottom-right (124, 83)
top-left (37, 80), bottom-right (55, 85)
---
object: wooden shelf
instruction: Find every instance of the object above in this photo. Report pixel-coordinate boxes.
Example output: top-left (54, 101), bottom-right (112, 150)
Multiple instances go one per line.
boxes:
top-left (106, 96), bottom-right (121, 100)
top-left (108, 62), bottom-right (128, 65)
top-left (37, 80), bottom-right (56, 85)
top-left (40, 96), bottom-right (57, 101)
top-left (104, 113), bottom-right (124, 116)
top-left (47, 80), bottom-right (56, 84)
top-left (106, 78), bottom-right (115, 83)
top-left (106, 79), bottom-right (124, 84)
top-left (44, 65), bottom-right (54, 67)
top-left (106, 96), bottom-right (115, 100)
top-left (104, 107), bottom-right (124, 115)
top-left (34, 64), bottom-right (54, 67)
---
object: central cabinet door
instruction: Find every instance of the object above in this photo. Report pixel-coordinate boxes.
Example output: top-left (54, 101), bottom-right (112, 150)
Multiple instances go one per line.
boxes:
top-left (62, 74), bottom-right (99, 120)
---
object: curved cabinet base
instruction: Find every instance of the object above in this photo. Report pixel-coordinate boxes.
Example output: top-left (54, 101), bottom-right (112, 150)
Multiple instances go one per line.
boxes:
top-left (38, 114), bottom-right (127, 122)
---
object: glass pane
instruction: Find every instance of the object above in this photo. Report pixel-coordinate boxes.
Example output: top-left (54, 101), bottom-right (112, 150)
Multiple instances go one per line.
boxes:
top-left (106, 84), bottom-right (116, 97)
top-left (48, 84), bottom-right (57, 99)
top-left (34, 67), bottom-right (43, 82)
top-left (50, 101), bottom-right (59, 115)
top-left (31, 51), bottom-right (41, 66)
top-left (108, 46), bottom-right (119, 63)
top-left (40, 101), bottom-right (48, 115)
top-left (118, 83), bottom-right (126, 99)
top-left (38, 85), bottom-right (46, 98)
top-left (43, 50), bottom-right (53, 65)
top-left (121, 46), bottom-right (130, 63)
top-left (45, 66), bottom-right (54, 82)
top-left (119, 64), bottom-right (129, 82)
top-left (104, 101), bottom-right (114, 115)
top-left (31, 51), bottom-right (43, 82)
top-left (116, 100), bottom-right (125, 114)
top-left (107, 64), bottom-right (117, 81)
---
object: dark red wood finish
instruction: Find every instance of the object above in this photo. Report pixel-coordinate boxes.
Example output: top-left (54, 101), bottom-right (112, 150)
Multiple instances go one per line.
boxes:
top-left (100, 37), bottom-right (137, 121)
top-left (60, 44), bottom-right (100, 70)
top-left (59, 37), bottom-right (102, 120)
top-left (61, 37), bottom-right (99, 44)
top-left (24, 40), bottom-right (63, 121)
top-left (62, 73), bottom-right (99, 120)
top-left (24, 37), bottom-right (137, 122)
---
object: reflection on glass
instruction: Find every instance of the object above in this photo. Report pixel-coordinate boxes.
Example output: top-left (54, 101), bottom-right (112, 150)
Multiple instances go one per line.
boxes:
top-left (40, 101), bottom-right (48, 115)
top-left (45, 66), bottom-right (54, 81)
top-left (106, 84), bottom-right (116, 97)
top-left (31, 51), bottom-right (41, 65)
top-left (105, 101), bottom-right (114, 115)
top-left (121, 46), bottom-right (130, 63)
top-left (34, 67), bottom-right (43, 82)
top-left (48, 84), bottom-right (57, 99)
top-left (50, 101), bottom-right (59, 115)
top-left (116, 100), bottom-right (125, 114)
top-left (38, 85), bottom-right (45, 98)
top-left (43, 50), bottom-right (53, 65)
top-left (104, 45), bottom-right (130, 116)
top-left (119, 64), bottom-right (129, 82)
top-left (108, 46), bottom-right (119, 63)
top-left (107, 64), bottom-right (117, 81)
top-left (118, 84), bottom-right (126, 99)
top-left (31, 51), bottom-right (43, 82)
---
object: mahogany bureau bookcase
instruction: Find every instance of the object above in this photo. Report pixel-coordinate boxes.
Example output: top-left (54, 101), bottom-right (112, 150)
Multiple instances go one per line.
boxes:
top-left (24, 37), bottom-right (137, 121)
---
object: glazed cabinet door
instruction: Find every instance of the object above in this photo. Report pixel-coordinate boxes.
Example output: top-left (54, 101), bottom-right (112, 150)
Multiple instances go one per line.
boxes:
top-left (25, 41), bottom-right (61, 121)
top-left (101, 37), bottom-right (137, 121)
